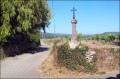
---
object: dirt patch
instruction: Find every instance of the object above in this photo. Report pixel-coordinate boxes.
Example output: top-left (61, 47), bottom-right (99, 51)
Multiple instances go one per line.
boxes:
top-left (94, 48), bottom-right (119, 71)
top-left (81, 40), bottom-right (119, 49)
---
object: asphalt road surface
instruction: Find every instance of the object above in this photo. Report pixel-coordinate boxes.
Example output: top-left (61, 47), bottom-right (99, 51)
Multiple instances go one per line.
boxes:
top-left (1, 41), bottom-right (51, 78)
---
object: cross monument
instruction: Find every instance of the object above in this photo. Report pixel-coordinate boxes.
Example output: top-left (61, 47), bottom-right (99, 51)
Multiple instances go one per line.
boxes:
top-left (70, 7), bottom-right (78, 43)
top-left (71, 7), bottom-right (77, 19)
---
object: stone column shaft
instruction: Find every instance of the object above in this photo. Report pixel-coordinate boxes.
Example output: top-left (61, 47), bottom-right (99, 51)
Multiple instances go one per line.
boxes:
top-left (71, 19), bottom-right (77, 43)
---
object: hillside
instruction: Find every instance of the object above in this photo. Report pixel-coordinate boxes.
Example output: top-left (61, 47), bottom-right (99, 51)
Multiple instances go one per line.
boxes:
top-left (102, 32), bottom-right (119, 35)
top-left (41, 33), bottom-right (71, 38)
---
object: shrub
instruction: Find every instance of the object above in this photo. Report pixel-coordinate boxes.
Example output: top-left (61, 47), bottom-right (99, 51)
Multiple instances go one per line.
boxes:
top-left (56, 43), bottom-right (97, 73)
top-left (76, 44), bottom-right (89, 56)
top-left (50, 39), bottom-right (62, 54)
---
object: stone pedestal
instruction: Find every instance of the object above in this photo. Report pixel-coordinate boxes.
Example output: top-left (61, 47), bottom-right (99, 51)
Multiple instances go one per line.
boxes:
top-left (69, 19), bottom-right (79, 49)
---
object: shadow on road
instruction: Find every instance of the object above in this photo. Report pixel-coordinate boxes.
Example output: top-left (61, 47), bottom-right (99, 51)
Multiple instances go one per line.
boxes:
top-left (106, 73), bottom-right (120, 79)
top-left (27, 46), bottom-right (49, 54)
top-left (4, 46), bottom-right (50, 57)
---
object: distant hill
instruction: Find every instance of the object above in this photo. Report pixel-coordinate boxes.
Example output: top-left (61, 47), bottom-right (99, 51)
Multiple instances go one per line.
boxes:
top-left (41, 32), bottom-right (71, 38)
top-left (41, 33), bottom-right (93, 38)
top-left (102, 32), bottom-right (119, 35)
top-left (84, 32), bottom-right (119, 37)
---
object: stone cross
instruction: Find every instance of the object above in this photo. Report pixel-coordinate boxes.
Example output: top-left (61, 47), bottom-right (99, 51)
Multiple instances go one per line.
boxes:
top-left (69, 7), bottom-right (78, 47)
top-left (71, 7), bottom-right (77, 19)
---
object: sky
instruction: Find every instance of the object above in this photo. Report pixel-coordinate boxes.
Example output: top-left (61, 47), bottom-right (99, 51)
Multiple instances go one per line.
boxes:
top-left (45, 0), bottom-right (119, 35)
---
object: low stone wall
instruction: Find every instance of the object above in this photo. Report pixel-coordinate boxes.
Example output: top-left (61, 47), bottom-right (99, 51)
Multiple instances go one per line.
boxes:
top-left (0, 42), bottom-right (37, 56)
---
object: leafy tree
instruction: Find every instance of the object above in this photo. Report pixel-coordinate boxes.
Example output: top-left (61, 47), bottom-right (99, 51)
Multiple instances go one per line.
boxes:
top-left (106, 34), bottom-right (116, 42)
top-left (77, 33), bottom-right (83, 41)
top-left (92, 34), bottom-right (100, 41)
top-left (99, 34), bottom-right (108, 41)
top-left (0, 0), bottom-right (51, 45)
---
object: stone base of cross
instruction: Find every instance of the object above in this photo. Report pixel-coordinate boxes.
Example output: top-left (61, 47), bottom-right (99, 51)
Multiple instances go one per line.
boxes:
top-left (69, 41), bottom-right (79, 49)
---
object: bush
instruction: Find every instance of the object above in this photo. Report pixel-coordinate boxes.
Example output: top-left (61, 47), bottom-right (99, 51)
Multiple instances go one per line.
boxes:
top-left (56, 43), bottom-right (97, 72)
top-left (76, 44), bottom-right (89, 56)
top-left (50, 39), bottom-right (62, 54)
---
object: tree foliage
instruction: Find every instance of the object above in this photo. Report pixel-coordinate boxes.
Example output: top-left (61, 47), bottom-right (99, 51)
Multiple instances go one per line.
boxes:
top-left (92, 34), bottom-right (100, 41)
top-left (0, 0), bottom-right (51, 45)
top-left (106, 34), bottom-right (116, 42)
top-left (90, 34), bottom-right (117, 42)
top-left (77, 33), bottom-right (83, 41)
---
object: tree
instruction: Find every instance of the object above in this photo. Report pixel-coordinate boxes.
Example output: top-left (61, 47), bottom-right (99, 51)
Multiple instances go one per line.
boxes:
top-left (0, 0), bottom-right (51, 45)
top-left (99, 34), bottom-right (108, 41)
top-left (106, 34), bottom-right (116, 42)
top-left (77, 33), bottom-right (83, 41)
top-left (92, 34), bottom-right (100, 41)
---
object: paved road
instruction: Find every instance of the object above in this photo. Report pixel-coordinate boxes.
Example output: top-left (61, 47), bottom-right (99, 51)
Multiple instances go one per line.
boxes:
top-left (1, 41), bottom-right (51, 78)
